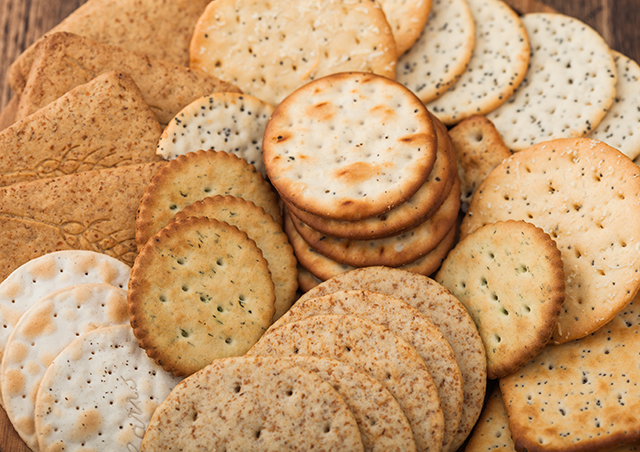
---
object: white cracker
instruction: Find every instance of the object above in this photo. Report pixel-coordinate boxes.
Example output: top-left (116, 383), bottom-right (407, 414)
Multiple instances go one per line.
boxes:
top-left (487, 13), bottom-right (617, 151)
top-left (1, 283), bottom-right (129, 451)
top-left (34, 324), bottom-right (182, 452)
top-left (590, 51), bottom-right (640, 161)
top-left (397, 0), bottom-right (475, 104)
top-left (425, 0), bottom-right (530, 125)
top-left (156, 93), bottom-right (274, 177)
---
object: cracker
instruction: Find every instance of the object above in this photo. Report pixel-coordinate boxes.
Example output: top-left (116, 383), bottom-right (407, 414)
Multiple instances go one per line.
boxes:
top-left (487, 13), bottom-right (617, 151)
top-left (283, 112), bottom-right (457, 240)
top-left (189, 0), bottom-right (397, 106)
top-left (297, 266), bottom-right (487, 452)
top-left (282, 356), bottom-right (417, 452)
top-left (462, 386), bottom-right (515, 452)
top-left (0, 161), bottom-right (165, 282)
top-left (270, 289), bottom-right (464, 452)
top-left (448, 115), bottom-right (512, 210)
top-left (156, 93), bottom-right (273, 176)
top-left (34, 324), bottom-right (183, 452)
top-left (128, 216), bottom-right (276, 377)
top-left (397, 0), bottom-right (476, 104)
top-left (297, 265), bottom-right (323, 293)
top-left (15, 32), bottom-right (241, 126)
top-left (249, 314), bottom-right (445, 452)
top-left (425, 0), bottom-right (530, 126)
top-left (589, 51), bottom-right (640, 161)
top-left (377, 0), bottom-right (432, 55)
top-left (0, 71), bottom-right (161, 187)
top-left (8, 0), bottom-right (210, 94)
top-left (173, 195), bottom-right (297, 321)
top-left (499, 291), bottom-right (640, 452)
top-left (141, 355), bottom-right (364, 451)
top-left (461, 138), bottom-right (640, 344)
top-left (1, 283), bottom-right (129, 450)
top-left (135, 150), bottom-right (281, 250)
top-left (263, 72), bottom-right (438, 221)
top-left (436, 220), bottom-right (565, 379)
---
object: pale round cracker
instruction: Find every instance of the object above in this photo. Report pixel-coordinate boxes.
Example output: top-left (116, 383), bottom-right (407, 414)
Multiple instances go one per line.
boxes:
top-left (297, 266), bottom-right (487, 452)
top-left (135, 149), bottom-right (281, 250)
top-left (263, 71), bottom-right (438, 221)
top-left (425, 0), bottom-right (530, 126)
top-left (397, 0), bottom-right (475, 104)
top-left (174, 195), bottom-right (297, 321)
top-left (249, 314), bottom-right (445, 452)
top-left (128, 217), bottom-right (275, 376)
top-left (1, 283), bottom-right (129, 451)
top-left (487, 13), bottom-right (617, 151)
top-left (378, 0), bottom-right (432, 55)
top-left (141, 355), bottom-right (365, 451)
top-left (189, 0), bottom-right (397, 106)
top-left (461, 138), bottom-right (640, 344)
top-left (156, 92), bottom-right (274, 177)
top-left (270, 289), bottom-right (464, 452)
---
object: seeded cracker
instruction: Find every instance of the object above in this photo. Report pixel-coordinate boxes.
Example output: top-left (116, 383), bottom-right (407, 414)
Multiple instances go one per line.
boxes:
top-left (487, 13), bottom-right (617, 151)
top-left (189, 0), bottom-right (397, 106)
top-left (462, 386), bottom-right (516, 452)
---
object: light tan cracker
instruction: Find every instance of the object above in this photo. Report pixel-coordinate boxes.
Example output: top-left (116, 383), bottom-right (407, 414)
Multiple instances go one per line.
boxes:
top-left (463, 386), bottom-right (515, 452)
top-left (378, 0), bottom-right (432, 55)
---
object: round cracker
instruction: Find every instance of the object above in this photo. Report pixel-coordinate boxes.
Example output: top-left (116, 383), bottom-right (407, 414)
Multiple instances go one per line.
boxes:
top-left (141, 355), bottom-right (365, 451)
top-left (461, 137), bottom-right (640, 344)
top-left (128, 216), bottom-right (275, 376)
top-left (378, 0), bottom-right (432, 55)
top-left (263, 71), bottom-right (438, 221)
top-left (189, 0), bottom-right (397, 106)
top-left (297, 266), bottom-right (487, 452)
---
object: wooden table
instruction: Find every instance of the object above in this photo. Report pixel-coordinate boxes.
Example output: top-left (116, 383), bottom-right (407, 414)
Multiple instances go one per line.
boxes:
top-left (0, 0), bottom-right (639, 450)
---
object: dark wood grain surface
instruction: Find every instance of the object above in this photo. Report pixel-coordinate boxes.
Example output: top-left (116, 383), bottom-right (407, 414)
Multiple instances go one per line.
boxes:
top-left (0, 0), bottom-right (638, 451)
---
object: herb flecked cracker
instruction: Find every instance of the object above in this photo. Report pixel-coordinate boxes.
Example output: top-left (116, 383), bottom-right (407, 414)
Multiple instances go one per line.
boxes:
top-left (128, 216), bottom-right (275, 376)
top-left (462, 138), bottom-right (640, 344)
top-left (156, 93), bottom-right (274, 177)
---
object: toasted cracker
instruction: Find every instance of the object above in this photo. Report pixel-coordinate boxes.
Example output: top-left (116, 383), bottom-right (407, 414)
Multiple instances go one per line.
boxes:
top-left (1, 283), bottom-right (129, 450)
top-left (270, 289), bottom-right (464, 452)
top-left (250, 314), bottom-right (445, 452)
top-left (135, 150), bottom-right (281, 250)
top-left (0, 71), bottom-right (161, 187)
top-left (173, 195), bottom-right (297, 321)
top-left (157, 93), bottom-right (273, 176)
top-left (436, 220), bottom-right (565, 379)
top-left (263, 72), bottom-right (437, 221)
top-left (487, 13), bottom-right (617, 151)
top-left (34, 324), bottom-right (183, 452)
top-left (297, 265), bottom-right (323, 293)
top-left (15, 32), bottom-right (241, 126)
top-left (141, 355), bottom-right (364, 451)
top-left (128, 216), bottom-right (275, 377)
top-left (189, 0), bottom-right (397, 106)
top-left (462, 138), bottom-right (640, 344)
top-left (397, 0), bottom-right (475, 104)
top-left (426, 0), bottom-right (530, 125)
top-left (297, 267), bottom-right (487, 452)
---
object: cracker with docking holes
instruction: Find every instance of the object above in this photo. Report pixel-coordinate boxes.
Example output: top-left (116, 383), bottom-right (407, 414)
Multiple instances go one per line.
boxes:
top-left (462, 386), bottom-right (515, 452)
top-left (157, 93), bottom-right (273, 176)
top-left (297, 266), bottom-right (487, 452)
top-left (1, 283), bottom-right (129, 450)
top-left (263, 72), bottom-right (438, 221)
top-left (249, 314), bottom-right (445, 452)
top-left (34, 324), bottom-right (183, 452)
top-left (270, 289), bottom-right (464, 452)
top-left (397, 0), bottom-right (475, 104)
top-left (141, 355), bottom-right (364, 451)
top-left (189, 0), bottom-right (397, 106)
top-left (128, 216), bottom-right (275, 377)
top-left (426, 0), bottom-right (530, 126)
top-left (487, 13), bottom-right (617, 151)
top-left (173, 195), bottom-right (297, 321)
top-left (436, 220), bottom-right (565, 379)
top-left (135, 150), bottom-right (281, 250)
top-left (499, 291), bottom-right (640, 452)
top-left (589, 51), bottom-right (640, 161)
top-left (461, 138), bottom-right (640, 344)
top-left (377, 0), bottom-right (432, 55)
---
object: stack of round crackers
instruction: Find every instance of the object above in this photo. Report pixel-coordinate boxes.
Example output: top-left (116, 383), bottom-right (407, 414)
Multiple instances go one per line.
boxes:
top-left (263, 72), bottom-right (460, 286)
